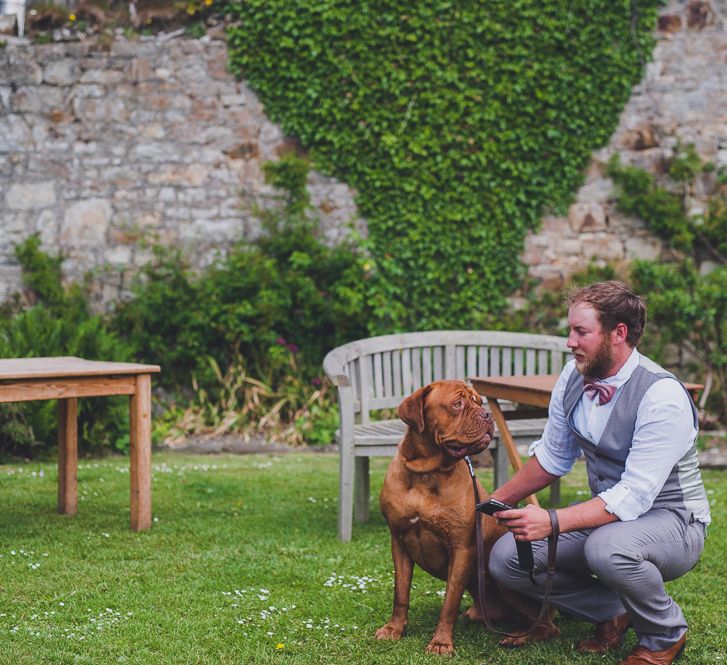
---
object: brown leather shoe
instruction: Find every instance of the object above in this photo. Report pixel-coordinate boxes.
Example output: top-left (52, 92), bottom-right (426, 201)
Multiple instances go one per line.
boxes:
top-left (577, 612), bottom-right (631, 653)
top-left (619, 633), bottom-right (687, 664)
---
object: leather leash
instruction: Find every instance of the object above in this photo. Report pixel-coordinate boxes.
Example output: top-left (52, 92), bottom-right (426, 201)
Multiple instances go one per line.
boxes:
top-left (464, 455), bottom-right (559, 640)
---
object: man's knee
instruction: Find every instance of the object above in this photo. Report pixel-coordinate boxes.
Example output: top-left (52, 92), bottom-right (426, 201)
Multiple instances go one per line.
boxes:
top-left (583, 527), bottom-right (634, 583)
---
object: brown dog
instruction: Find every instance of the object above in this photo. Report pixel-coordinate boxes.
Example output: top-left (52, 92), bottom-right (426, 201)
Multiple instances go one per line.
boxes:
top-left (374, 380), bottom-right (558, 654)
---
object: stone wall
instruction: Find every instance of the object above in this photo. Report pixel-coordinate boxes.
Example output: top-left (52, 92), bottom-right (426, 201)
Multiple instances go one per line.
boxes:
top-left (1, 0), bottom-right (726, 307)
top-left (523, 0), bottom-right (727, 289)
top-left (0, 32), bottom-right (362, 305)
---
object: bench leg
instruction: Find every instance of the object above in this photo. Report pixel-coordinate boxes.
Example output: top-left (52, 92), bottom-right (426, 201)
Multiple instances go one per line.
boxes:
top-left (492, 443), bottom-right (510, 490)
top-left (354, 456), bottom-right (370, 523)
top-left (338, 443), bottom-right (355, 542)
top-left (57, 398), bottom-right (78, 515)
top-left (129, 374), bottom-right (152, 531)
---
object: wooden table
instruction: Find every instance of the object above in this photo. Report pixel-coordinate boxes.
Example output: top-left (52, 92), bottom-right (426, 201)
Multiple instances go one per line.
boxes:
top-left (470, 374), bottom-right (703, 508)
top-left (0, 357), bottom-right (160, 530)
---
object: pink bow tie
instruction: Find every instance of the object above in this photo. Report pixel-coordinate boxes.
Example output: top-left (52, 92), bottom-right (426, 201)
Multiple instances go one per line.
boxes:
top-left (583, 378), bottom-right (616, 405)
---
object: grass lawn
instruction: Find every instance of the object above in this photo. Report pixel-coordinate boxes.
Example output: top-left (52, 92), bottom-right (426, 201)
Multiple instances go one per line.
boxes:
top-left (0, 451), bottom-right (724, 664)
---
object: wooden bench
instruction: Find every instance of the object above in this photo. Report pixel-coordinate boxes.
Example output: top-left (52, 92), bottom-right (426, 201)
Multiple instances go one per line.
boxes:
top-left (323, 331), bottom-right (569, 541)
top-left (0, 357), bottom-right (160, 531)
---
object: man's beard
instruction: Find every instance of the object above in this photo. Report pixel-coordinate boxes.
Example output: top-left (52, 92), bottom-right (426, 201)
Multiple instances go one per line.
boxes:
top-left (576, 335), bottom-right (614, 379)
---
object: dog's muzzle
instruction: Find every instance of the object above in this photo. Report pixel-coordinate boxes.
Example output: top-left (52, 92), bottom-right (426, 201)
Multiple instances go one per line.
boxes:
top-left (443, 433), bottom-right (492, 459)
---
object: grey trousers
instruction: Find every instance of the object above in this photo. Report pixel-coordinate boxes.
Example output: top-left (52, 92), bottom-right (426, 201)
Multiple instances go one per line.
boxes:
top-left (488, 508), bottom-right (705, 652)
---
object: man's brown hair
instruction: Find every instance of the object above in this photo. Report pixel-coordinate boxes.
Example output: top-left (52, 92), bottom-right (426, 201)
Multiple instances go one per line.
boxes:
top-left (567, 280), bottom-right (646, 347)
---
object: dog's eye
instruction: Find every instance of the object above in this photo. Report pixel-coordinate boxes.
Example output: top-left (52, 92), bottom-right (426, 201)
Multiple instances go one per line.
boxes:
top-left (452, 400), bottom-right (463, 409)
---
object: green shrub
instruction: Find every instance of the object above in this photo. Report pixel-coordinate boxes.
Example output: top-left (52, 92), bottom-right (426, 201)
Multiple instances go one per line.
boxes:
top-left (0, 236), bottom-right (133, 459)
top-left (224, 0), bottom-right (661, 331)
top-left (608, 150), bottom-right (727, 422)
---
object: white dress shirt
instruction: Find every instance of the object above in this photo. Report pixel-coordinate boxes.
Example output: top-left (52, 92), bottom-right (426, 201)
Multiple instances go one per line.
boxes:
top-left (529, 348), bottom-right (708, 523)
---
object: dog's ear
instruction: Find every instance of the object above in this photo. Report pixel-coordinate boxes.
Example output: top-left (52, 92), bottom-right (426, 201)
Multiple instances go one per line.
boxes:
top-left (397, 386), bottom-right (430, 433)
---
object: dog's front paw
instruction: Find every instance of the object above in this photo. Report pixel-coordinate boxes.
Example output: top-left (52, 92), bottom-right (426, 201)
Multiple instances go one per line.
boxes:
top-left (375, 622), bottom-right (406, 640)
top-left (499, 634), bottom-right (530, 649)
top-left (499, 622), bottom-right (560, 649)
top-left (461, 602), bottom-right (507, 624)
top-left (461, 604), bottom-right (485, 623)
top-left (425, 638), bottom-right (454, 656)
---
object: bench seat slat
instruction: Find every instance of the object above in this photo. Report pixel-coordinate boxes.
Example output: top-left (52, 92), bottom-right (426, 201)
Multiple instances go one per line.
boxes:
top-left (383, 351), bottom-right (393, 396)
top-left (373, 353), bottom-right (384, 397)
top-left (478, 346), bottom-right (489, 376)
top-left (392, 350), bottom-right (402, 396)
top-left (411, 348), bottom-right (422, 389)
top-left (422, 347), bottom-right (432, 385)
top-left (502, 348), bottom-right (512, 376)
top-left (490, 347), bottom-right (501, 375)
top-left (401, 349), bottom-right (412, 394)
top-left (471, 346), bottom-right (480, 375)
top-left (433, 347), bottom-right (443, 380)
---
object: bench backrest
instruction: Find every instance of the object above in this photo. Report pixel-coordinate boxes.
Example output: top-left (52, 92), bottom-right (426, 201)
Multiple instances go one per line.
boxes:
top-left (323, 330), bottom-right (569, 424)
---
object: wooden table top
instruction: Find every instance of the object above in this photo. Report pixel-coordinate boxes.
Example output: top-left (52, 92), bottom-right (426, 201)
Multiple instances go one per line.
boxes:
top-left (0, 357), bottom-right (161, 380)
top-left (472, 374), bottom-right (560, 393)
top-left (470, 374), bottom-right (560, 408)
top-left (470, 374), bottom-right (703, 408)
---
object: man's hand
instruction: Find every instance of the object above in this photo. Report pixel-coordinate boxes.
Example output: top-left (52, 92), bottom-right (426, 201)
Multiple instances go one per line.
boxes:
top-left (494, 497), bottom-right (618, 540)
top-left (494, 505), bottom-right (553, 542)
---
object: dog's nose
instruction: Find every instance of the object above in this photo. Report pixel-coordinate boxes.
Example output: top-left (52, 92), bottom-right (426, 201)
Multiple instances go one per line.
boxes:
top-left (478, 408), bottom-right (493, 423)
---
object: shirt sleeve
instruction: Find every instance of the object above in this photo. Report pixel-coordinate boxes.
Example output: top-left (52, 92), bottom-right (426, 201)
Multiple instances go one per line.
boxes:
top-left (599, 378), bottom-right (698, 521)
top-left (528, 362), bottom-right (581, 477)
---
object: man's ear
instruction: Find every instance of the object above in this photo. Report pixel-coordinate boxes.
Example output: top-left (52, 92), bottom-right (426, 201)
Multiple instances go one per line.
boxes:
top-left (612, 322), bottom-right (628, 345)
top-left (397, 386), bottom-right (430, 433)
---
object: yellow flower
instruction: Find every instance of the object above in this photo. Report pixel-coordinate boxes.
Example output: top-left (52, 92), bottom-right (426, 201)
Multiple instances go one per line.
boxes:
top-left (204, 0), bottom-right (213, 5)
top-left (68, 13), bottom-right (76, 21)
top-left (275, 643), bottom-right (284, 650)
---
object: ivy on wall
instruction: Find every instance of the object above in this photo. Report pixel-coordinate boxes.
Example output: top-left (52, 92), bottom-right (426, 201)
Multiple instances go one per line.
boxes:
top-left (225, 0), bottom-right (660, 332)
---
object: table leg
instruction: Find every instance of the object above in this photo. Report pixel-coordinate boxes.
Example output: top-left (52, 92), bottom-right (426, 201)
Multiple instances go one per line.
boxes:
top-left (129, 374), bottom-right (152, 531)
top-left (57, 398), bottom-right (78, 515)
top-left (487, 398), bottom-right (540, 508)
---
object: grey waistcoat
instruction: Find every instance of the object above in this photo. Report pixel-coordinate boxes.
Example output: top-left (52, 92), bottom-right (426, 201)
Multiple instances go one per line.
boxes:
top-left (563, 356), bottom-right (710, 522)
